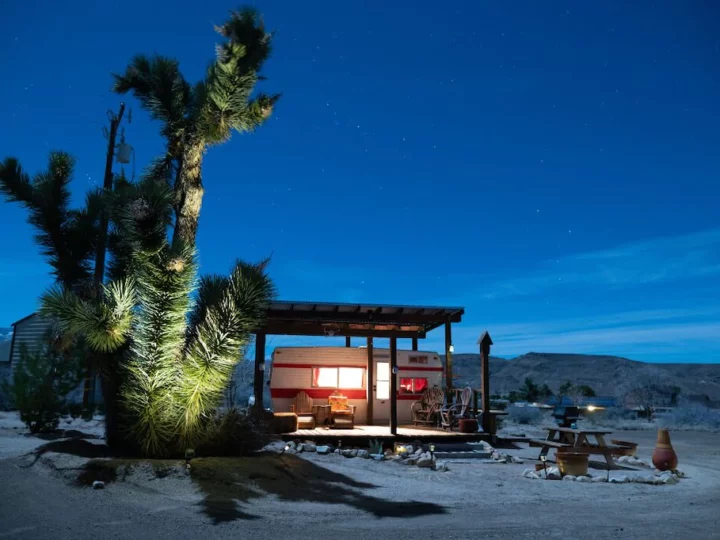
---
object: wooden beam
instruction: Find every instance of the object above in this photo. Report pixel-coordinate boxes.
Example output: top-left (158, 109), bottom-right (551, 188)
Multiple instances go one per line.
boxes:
top-left (263, 310), bottom-right (462, 325)
top-left (411, 336), bottom-right (418, 351)
top-left (366, 336), bottom-right (374, 425)
top-left (389, 334), bottom-right (398, 435)
top-left (258, 322), bottom-right (426, 339)
top-left (445, 319), bottom-right (453, 396)
top-left (345, 336), bottom-right (351, 348)
top-left (253, 333), bottom-right (266, 412)
top-left (478, 331), bottom-right (493, 434)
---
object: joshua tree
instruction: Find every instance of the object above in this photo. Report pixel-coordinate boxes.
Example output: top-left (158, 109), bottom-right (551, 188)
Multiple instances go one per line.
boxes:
top-left (41, 171), bottom-right (275, 456)
top-left (113, 7), bottom-right (279, 246)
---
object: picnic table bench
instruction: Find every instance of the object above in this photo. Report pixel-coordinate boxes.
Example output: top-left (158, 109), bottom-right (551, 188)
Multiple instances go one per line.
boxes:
top-left (532, 426), bottom-right (627, 470)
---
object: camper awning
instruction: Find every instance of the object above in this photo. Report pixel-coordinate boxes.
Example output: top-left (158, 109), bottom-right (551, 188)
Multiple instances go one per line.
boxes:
top-left (257, 301), bottom-right (464, 338)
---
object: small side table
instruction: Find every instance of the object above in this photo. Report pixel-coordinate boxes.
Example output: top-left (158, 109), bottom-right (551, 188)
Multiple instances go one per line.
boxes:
top-left (272, 412), bottom-right (298, 433)
top-left (313, 405), bottom-right (331, 427)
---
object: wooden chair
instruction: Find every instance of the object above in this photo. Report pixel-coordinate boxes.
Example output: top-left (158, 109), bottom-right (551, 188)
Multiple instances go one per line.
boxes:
top-left (290, 391), bottom-right (316, 429)
top-left (328, 391), bottom-right (356, 429)
top-left (411, 386), bottom-right (445, 426)
top-left (440, 386), bottom-right (474, 431)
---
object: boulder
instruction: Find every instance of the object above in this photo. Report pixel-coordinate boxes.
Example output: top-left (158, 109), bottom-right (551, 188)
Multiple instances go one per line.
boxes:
top-left (590, 476), bottom-right (608, 483)
top-left (609, 475), bottom-right (629, 484)
top-left (435, 461), bottom-right (449, 472)
top-left (405, 457), bottom-right (419, 466)
top-left (92, 481), bottom-right (105, 490)
top-left (576, 476), bottom-right (591, 483)
top-left (303, 443), bottom-right (317, 453)
top-left (296, 443), bottom-right (305, 452)
top-left (509, 456), bottom-right (524, 464)
top-left (285, 441), bottom-right (297, 451)
top-left (357, 449), bottom-right (369, 459)
top-left (416, 452), bottom-right (434, 468)
top-left (413, 448), bottom-right (423, 456)
top-left (341, 449), bottom-right (358, 458)
top-left (562, 475), bottom-right (577, 482)
top-left (316, 445), bottom-right (331, 455)
top-left (522, 469), bottom-right (540, 480)
top-left (371, 453), bottom-right (385, 461)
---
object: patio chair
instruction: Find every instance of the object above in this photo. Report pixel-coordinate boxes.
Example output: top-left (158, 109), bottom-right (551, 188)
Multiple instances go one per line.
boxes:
top-left (411, 386), bottom-right (445, 426)
top-left (328, 391), bottom-right (356, 429)
top-left (290, 391), bottom-right (316, 429)
top-left (440, 386), bottom-right (474, 430)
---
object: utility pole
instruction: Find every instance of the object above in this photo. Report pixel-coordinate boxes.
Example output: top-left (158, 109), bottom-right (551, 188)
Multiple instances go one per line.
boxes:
top-left (82, 103), bottom-right (126, 410)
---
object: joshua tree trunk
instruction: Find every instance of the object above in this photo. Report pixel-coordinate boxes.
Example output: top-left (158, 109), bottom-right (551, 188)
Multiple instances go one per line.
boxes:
top-left (172, 142), bottom-right (205, 246)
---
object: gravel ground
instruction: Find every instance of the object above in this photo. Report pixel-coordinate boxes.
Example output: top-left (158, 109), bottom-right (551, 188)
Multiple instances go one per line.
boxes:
top-left (1, 425), bottom-right (719, 539)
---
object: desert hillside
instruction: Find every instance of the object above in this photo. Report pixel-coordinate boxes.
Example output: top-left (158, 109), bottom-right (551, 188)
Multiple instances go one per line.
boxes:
top-left (448, 352), bottom-right (720, 402)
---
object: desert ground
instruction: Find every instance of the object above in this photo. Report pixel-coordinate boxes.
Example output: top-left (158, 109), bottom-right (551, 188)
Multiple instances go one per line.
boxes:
top-left (0, 415), bottom-right (718, 540)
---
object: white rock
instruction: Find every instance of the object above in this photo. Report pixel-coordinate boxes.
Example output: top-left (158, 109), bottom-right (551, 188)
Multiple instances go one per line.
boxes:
top-left (404, 445), bottom-right (414, 454)
top-left (547, 471), bottom-right (562, 480)
top-left (303, 443), bottom-right (316, 452)
top-left (435, 461), bottom-right (449, 472)
top-left (510, 456), bottom-right (524, 464)
top-left (591, 476), bottom-right (608, 483)
top-left (609, 475), bottom-right (629, 484)
top-left (414, 448), bottom-right (423, 456)
top-left (416, 452), bottom-right (434, 468)
top-left (92, 481), bottom-right (105, 490)
top-left (296, 443), bottom-right (305, 452)
top-left (491, 451), bottom-right (501, 460)
top-left (316, 445), bottom-right (331, 455)
top-left (562, 475), bottom-right (577, 482)
top-left (372, 454), bottom-right (385, 461)
top-left (357, 449), bottom-right (369, 459)
top-left (662, 475), bottom-right (679, 485)
top-left (576, 475), bottom-right (591, 483)
top-left (522, 469), bottom-right (540, 480)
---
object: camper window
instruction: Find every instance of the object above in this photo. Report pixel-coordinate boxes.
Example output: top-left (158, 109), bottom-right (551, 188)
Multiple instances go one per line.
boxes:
top-left (400, 377), bottom-right (428, 394)
top-left (312, 367), bottom-right (365, 389)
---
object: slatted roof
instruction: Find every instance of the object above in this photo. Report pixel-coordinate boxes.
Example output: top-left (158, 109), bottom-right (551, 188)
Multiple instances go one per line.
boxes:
top-left (258, 301), bottom-right (464, 338)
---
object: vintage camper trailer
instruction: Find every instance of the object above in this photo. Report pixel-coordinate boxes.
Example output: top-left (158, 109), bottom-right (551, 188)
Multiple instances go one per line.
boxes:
top-left (269, 346), bottom-right (443, 425)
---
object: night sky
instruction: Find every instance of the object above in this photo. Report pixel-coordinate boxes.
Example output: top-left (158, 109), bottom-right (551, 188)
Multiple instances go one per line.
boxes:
top-left (1, 1), bottom-right (718, 362)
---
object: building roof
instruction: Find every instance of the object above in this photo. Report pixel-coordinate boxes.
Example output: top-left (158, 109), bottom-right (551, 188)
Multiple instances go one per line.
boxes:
top-left (258, 301), bottom-right (464, 339)
top-left (11, 313), bottom-right (38, 327)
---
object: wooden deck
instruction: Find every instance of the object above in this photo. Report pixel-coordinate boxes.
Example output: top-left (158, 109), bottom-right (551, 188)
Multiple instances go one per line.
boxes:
top-left (281, 424), bottom-right (491, 443)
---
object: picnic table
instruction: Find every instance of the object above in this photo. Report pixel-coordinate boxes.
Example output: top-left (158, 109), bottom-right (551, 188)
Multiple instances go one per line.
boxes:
top-left (529, 426), bottom-right (624, 470)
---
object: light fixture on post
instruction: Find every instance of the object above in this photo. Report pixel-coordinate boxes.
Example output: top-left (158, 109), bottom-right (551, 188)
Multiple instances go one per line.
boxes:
top-left (449, 344), bottom-right (454, 353)
top-left (540, 454), bottom-right (548, 479)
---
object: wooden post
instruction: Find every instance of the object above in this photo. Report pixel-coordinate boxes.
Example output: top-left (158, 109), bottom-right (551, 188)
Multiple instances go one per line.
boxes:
top-left (478, 331), bottom-right (493, 434)
top-left (345, 336), bottom-right (351, 348)
top-left (253, 332), bottom-right (266, 411)
top-left (389, 333), bottom-right (398, 435)
top-left (84, 103), bottom-right (126, 410)
top-left (411, 336), bottom-right (418, 351)
top-left (366, 336), bottom-right (374, 425)
top-left (445, 319), bottom-right (453, 400)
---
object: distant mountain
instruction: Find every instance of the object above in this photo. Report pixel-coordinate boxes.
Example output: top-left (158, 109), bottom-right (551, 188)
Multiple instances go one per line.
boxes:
top-left (446, 352), bottom-right (720, 403)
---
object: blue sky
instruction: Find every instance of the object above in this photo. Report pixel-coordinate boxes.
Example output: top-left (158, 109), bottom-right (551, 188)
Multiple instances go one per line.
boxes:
top-left (1, 1), bottom-right (718, 362)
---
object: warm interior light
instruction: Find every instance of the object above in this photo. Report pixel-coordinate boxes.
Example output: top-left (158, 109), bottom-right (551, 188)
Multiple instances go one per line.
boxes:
top-left (339, 367), bottom-right (364, 389)
top-left (313, 367), bottom-right (338, 388)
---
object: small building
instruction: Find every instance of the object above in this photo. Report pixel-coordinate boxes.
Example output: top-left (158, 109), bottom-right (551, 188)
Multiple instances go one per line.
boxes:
top-left (269, 346), bottom-right (443, 425)
top-left (0, 313), bottom-right (100, 408)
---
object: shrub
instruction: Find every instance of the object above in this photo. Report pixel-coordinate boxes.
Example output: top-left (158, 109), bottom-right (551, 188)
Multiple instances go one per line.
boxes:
top-left (506, 405), bottom-right (544, 425)
top-left (1, 341), bottom-right (83, 434)
top-left (659, 405), bottom-right (720, 432)
top-left (585, 407), bottom-right (636, 426)
top-left (195, 408), bottom-right (271, 457)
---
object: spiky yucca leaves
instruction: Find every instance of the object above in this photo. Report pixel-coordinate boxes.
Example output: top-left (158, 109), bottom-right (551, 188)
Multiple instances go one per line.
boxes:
top-left (0, 152), bottom-right (100, 289)
top-left (40, 280), bottom-right (135, 353)
top-left (178, 259), bottom-right (275, 445)
top-left (113, 7), bottom-right (280, 246)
